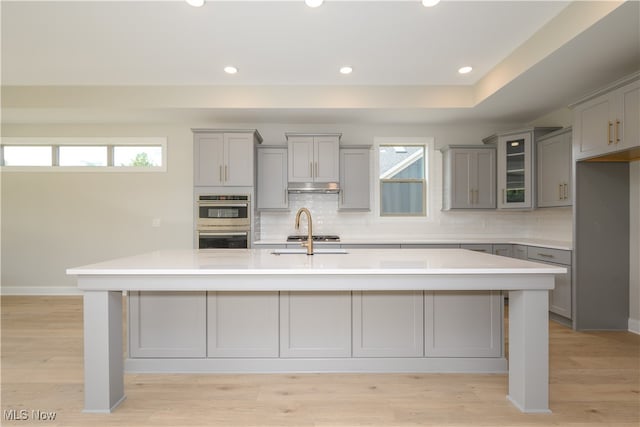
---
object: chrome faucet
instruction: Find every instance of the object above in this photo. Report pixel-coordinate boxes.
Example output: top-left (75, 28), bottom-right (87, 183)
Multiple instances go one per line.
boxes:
top-left (294, 207), bottom-right (314, 255)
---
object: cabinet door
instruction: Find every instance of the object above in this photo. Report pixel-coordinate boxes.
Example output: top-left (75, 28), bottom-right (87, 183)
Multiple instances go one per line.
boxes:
top-left (573, 95), bottom-right (615, 160)
top-left (537, 130), bottom-right (571, 207)
top-left (339, 148), bottom-right (370, 210)
top-left (314, 136), bottom-right (340, 182)
top-left (549, 269), bottom-right (572, 319)
top-left (425, 291), bottom-right (503, 357)
top-left (280, 291), bottom-right (351, 357)
top-left (460, 244), bottom-right (492, 253)
top-left (492, 244), bottom-right (512, 258)
top-left (352, 291), bottom-right (423, 357)
top-left (497, 132), bottom-right (533, 209)
top-left (194, 134), bottom-right (224, 186)
top-left (450, 150), bottom-right (473, 209)
top-left (257, 148), bottom-right (288, 210)
top-left (618, 80), bottom-right (640, 151)
top-left (512, 245), bottom-right (528, 260)
top-left (128, 291), bottom-right (206, 358)
top-left (207, 292), bottom-right (279, 357)
top-left (288, 137), bottom-right (314, 182)
top-left (224, 133), bottom-right (254, 186)
top-left (474, 149), bottom-right (496, 208)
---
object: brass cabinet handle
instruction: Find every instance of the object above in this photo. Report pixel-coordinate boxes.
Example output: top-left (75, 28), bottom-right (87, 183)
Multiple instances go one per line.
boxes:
top-left (502, 188), bottom-right (506, 204)
top-left (615, 120), bottom-right (620, 143)
top-left (608, 121), bottom-right (613, 145)
top-left (538, 253), bottom-right (554, 259)
top-left (563, 183), bottom-right (568, 200)
top-left (224, 165), bottom-right (228, 182)
top-left (219, 165), bottom-right (223, 182)
top-left (558, 183), bottom-right (563, 200)
top-left (309, 162), bottom-right (313, 178)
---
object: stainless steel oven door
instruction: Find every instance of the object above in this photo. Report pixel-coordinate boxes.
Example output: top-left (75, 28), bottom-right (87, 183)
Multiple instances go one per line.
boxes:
top-left (197, 202), bottom-right (250, 228)
top-left (198, 231), bottom-right (249, 249)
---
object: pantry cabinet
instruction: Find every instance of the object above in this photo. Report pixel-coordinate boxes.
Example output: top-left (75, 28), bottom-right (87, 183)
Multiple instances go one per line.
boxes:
top-left (527, 247), bottom-right (572, 320)
top-left (193, 129), bottom-right (262, 187)
top-left (286, 133), bottom-right (340, 183)
top-left (572, 75), bottom-right (639, 160)
top-left (257, 147), bottom-right (288, 210)
top-left (537, 127), bottom-right (572, 207)
top-left (339, 147), bottom-right (371, 211)
top-left (441, 145), bottom-right (496, 210)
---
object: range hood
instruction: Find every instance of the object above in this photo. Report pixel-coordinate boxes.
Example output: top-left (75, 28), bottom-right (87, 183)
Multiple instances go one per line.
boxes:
top-left (287, 182), bottom-right (341, 194)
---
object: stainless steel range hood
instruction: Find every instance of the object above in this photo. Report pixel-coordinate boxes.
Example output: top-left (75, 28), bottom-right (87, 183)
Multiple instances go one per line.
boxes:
top-left (287, 182), bottom-right (341, 194)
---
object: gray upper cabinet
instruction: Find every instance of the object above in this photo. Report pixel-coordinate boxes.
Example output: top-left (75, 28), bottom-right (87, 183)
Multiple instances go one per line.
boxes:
top-left (572, 74), bottom-right (639, 161)
top-left (485, 127), bottom-right (559, 210)
top-left (339, 147), bottom-right (371, 211)
top-left (537, 127), bottom-right (572, 208)
top-left (257, 147), bottom-right (288, 210)
top-left (441, 145), bottom-right (496, 210)
top-left (193, 129), bottom-right (262, 187)
top-left (286, 133), bottom-right (340, 183)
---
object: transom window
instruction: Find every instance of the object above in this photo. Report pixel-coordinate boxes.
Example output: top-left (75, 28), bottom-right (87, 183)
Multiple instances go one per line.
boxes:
top-left (0, 138), bottom-right (166, 171)
top-left (378, 140), bottom-right (429, 217)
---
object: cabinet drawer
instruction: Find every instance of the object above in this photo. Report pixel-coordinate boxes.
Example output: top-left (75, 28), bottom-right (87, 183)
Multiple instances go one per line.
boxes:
top-left (527, 247), bottom-right (571, 265)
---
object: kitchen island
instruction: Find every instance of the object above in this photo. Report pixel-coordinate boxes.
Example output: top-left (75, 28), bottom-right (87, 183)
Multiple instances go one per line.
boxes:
top-left (67, 248), bottom-right (564, 414)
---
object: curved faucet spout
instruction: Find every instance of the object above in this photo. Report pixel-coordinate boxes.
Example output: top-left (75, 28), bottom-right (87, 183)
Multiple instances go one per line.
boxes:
top-left (295, 208), bottom-right (314, 255)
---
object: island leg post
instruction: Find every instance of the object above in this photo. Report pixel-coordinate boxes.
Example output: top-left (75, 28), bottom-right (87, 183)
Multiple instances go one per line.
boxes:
top-left (507, 288), bottom-right (551, 413)
top-left (82, 289), bottom-right (126, 413)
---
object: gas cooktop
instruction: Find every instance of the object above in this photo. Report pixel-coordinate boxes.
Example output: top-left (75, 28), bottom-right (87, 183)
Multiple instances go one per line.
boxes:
top-left (286, 235), bottom-right (341, 242)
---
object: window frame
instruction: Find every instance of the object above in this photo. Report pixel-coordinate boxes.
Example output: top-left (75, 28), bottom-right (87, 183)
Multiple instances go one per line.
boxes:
top-left (374, 137), bottom-right (433, 219)
top-left (0, 137), bottom-right (167, 172)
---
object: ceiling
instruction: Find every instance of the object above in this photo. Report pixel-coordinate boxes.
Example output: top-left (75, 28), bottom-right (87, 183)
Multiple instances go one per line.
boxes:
top-left (1, 0), bottom-right (639, 125)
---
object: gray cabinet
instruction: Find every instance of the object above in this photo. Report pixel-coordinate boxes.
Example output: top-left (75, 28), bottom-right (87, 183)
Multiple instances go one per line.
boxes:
top-left (257, 147), bottom-right (288, 210)
top-left (279, 291), bottom-right (351, 357)
top-left (441, 145), bottom-right (496, 210)
top-left (572, 75), bottom-right (639, 160)
top-left (527, 247), bottom-right (572, 320)
top-left (461, 244), bottom-right (493, 253)
top-left (425, 291), bottom-right (503, 357)
top-left (492, 244), bottom-right (512, 258)
top-left (537, 127), bottom-right (572, 207)
top-left (352, 291), bottom-right (424, 357)
top-left (486, 127), bottom-right (559, 209)
top-left (207, 292), bottom-right (279, 357)
top-left (193, 129), bottom-right (262, 187)
top-left (512, 245), bottom-right (528, 260)
top-left (128, 291), bottom-right (206, 358)
top-left (339, 147), bottom-right (371, 211)
top-left (286, 133), bottom-right (340, 183)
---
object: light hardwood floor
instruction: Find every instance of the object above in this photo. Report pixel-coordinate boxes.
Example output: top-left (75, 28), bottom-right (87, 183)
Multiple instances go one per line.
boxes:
top-left (1, 296), bottom-right (639, 426)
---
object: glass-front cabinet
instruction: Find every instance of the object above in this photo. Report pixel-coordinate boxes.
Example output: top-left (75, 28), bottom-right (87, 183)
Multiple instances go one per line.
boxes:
top-left (497, 131), bottom-right (532, 209)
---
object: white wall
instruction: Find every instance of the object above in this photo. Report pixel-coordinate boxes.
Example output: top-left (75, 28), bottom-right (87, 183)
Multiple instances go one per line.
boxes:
top-left (1, 120), bottom-right (573, 294)
top-left (630, 160), bottom-right (640, 334)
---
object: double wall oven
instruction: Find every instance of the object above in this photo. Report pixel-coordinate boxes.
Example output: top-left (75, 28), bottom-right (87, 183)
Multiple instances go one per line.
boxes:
top-left (196, 195), bottom-right (250, 249)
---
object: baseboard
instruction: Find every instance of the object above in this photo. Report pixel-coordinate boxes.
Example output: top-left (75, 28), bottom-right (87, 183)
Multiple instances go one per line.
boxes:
top-left (0, 286), bottom-right (82, 296)
top-left (629, 317), bottom-right (640, 335)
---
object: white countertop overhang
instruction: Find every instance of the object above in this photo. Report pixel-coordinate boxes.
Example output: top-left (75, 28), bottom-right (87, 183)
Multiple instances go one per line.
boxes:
top-left (67, 248), bottom-right (565, 292)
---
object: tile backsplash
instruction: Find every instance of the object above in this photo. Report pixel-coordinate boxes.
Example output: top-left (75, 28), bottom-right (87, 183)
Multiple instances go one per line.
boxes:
top-left (258, 193), bottom-right (573, 242)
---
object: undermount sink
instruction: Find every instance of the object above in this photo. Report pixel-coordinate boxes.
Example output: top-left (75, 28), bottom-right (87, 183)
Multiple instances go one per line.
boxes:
top-left (271, 248), bottom-right (348, 255)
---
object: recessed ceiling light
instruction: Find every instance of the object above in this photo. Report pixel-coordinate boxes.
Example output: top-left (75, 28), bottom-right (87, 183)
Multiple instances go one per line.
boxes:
top-left (224, 66), bottom-right (238, 75)
top-left (340, 66), bottom-right (353, 75)
top-left (186, 0), bottom-right (205, 7)
top-left (305, 0), bottom-right (324, 8)
top-left (458, 66), bottom-right (473, 74)
top-left (422, 0), bottom-right (441, 7)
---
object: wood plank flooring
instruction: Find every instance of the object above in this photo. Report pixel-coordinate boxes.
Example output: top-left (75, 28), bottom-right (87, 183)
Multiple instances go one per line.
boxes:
top-left (1, 296), bottom-right (638, 426)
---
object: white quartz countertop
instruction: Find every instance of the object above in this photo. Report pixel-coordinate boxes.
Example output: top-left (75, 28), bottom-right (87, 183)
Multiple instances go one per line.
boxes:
top-left (254, 237), bottom-right (572, 251)
top-left (67, 248), bottom-right (566, 276)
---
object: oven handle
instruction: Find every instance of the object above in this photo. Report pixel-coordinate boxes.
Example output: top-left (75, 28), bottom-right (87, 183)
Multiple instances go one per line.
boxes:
top-left (198, 203), bottom-right (249, 208)
top-left (198, 231), bottom-right (248, 237)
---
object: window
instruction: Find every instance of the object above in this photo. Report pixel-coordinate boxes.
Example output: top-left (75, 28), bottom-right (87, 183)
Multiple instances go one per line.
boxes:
top-left (378, 140), bottom-right (428, 217)
top-left (0, 138), bottom-right (166, 171)
top-left (2, 146), bottom-right (52, 166)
